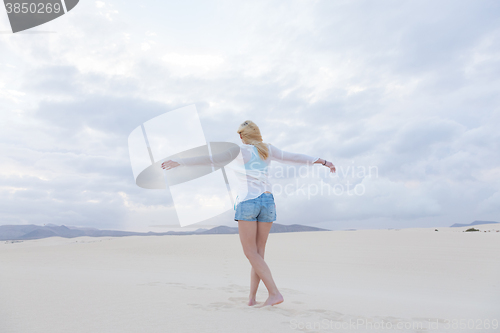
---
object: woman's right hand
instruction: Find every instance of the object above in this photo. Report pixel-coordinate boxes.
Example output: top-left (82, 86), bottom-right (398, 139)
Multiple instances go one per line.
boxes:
top-left (161, 160), bottom-right (180, 170)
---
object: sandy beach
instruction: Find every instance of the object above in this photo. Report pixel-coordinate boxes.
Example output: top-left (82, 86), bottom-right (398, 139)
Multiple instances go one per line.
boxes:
top-left (1, 223), bottom-right (499, 333)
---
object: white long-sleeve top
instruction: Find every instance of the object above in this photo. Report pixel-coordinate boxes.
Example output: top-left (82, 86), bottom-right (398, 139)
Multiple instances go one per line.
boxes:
top-left (236, 143), bottom-right (320, 204)
top-left (171, 143), bottom-right (320, 205)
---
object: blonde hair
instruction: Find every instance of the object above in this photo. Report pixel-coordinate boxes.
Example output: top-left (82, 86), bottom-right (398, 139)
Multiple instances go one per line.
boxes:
top-left (237, 120), bottom-right (269, 160)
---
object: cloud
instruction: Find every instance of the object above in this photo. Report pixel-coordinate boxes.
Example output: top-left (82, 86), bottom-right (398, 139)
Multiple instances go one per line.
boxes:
top-left (0, 0), bottom-right (499, 231)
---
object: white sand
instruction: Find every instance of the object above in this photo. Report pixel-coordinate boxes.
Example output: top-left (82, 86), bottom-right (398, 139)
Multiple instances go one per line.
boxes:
top-left (1, 223), bottom-right (499, 333)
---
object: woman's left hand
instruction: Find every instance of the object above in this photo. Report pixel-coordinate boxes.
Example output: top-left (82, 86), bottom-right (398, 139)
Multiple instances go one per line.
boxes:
top-left (161, 160), bottom-right (180, 170)
top-left (325, 161), bottom-right (336, 173)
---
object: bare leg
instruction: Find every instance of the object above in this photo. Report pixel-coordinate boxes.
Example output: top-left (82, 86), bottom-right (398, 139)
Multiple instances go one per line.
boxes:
top-left (249, 221), bottom-right (271, 305)
top-left (249, 267), bottom-right (259, 306)
top-left (238, 221), bottom-right (284, 307)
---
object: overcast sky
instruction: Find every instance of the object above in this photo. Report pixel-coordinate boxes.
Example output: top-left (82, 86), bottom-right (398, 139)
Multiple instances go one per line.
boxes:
top-left (1, 0), bottom-right (499, 232)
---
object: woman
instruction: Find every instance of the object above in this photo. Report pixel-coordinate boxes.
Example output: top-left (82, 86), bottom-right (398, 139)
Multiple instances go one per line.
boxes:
top-left (162, 120), bottom-right (336, 307)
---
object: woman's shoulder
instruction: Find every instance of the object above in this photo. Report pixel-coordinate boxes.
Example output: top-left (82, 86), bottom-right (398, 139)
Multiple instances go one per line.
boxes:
top-left (265, 142), bottom-right (277, 150)
top-left (239, 143), bottom-right (253, 149)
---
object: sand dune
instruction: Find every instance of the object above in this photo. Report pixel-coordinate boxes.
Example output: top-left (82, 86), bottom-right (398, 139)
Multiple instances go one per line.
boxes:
top-left (1, 223), bottom-right (499, 333)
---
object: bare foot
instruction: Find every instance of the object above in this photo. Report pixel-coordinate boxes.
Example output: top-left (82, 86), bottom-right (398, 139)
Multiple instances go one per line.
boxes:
top-left (248, 297), bottom-right (257, 306)
top-left (255, 293), bottom-right (284, 307)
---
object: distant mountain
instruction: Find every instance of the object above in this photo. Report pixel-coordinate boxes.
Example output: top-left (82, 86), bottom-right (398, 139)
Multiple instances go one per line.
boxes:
top-left (270, 224), bottom-right (328, 233)
top-left (203, 226), bottom-right (239, 234)
top-left (0, 223), bottom-right (330, 241)
top-left (450, 220), bottom-right (500, 228)
top-left (202, 224), bottom-right (329, 234)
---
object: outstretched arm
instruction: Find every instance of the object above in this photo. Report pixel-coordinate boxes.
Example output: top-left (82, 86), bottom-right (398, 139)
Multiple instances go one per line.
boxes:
top-left (162, 145), bottom-right (240, 170)
top-left (268, 144), bottom-right (336, 173)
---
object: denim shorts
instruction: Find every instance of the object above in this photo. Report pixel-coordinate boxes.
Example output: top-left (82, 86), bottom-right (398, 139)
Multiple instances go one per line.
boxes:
top-left (234, 192), bottom-right (277, 222)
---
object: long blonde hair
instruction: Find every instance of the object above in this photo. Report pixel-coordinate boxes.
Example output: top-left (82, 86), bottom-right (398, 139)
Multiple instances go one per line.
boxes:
top-left (237, 120), bottom-right (269, 160)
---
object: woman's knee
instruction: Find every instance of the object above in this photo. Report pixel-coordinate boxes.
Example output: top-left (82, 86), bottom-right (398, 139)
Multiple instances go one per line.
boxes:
top-left (256, 246), bottom-right (266, 258)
